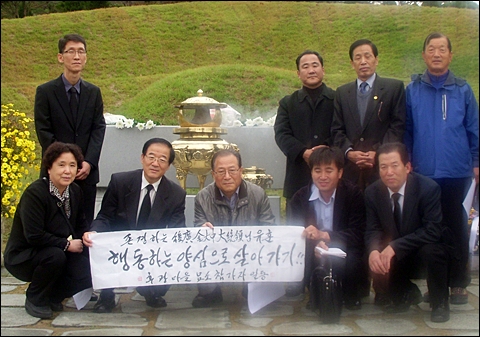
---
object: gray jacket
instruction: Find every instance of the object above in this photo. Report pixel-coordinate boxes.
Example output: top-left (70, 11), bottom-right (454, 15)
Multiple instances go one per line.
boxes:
top-left (194, 180), bottom-right (276, 227)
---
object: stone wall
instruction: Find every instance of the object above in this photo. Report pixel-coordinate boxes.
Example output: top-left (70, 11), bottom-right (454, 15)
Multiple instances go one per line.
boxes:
top-left (98, 125), bottom-right (286, 189)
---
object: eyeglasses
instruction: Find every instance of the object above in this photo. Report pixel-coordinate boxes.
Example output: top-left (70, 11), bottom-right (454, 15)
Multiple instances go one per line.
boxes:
top-left (63, 49), bottom-right (86, 56)
top-left (212, 168), bottom-right (241, 177)
top-left (144, 155), bottom-right (168, 165)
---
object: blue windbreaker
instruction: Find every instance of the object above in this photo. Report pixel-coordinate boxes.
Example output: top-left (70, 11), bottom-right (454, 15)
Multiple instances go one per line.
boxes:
top-left (405, 70), bottom-right (479, 179)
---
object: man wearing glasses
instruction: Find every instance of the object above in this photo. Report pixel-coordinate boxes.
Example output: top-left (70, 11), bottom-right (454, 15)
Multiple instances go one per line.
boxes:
top-left (34, 33), bottom-right (106, 227)
top-left (191, 149), bottom-right (276, 307)
top-left (83, 138), bottom-right (186, 312)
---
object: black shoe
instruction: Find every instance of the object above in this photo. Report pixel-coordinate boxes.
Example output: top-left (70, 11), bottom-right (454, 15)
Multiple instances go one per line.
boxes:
top-left (192, 286), bottom-right (223, 308)
top-left (93, 296), bottom-right (116, 313)
top-left (50, 302), bottom-right (64, 312)
top-left (25, 298), bottom-right (52, 319)
top-left (385, 286), bottom-right (422, 314)
top-left (90, 293), bottom-right (99, 302)
top-left (431, 300), bottom-right (450, 322)
top-left (450, 287), bottom-right (468, 305)
top-left (145, 295), bottom-right (167, 308)
top-left (344, 299), bottom-right (362, 311)
top-left (374, 293), bottom-right (391, 306)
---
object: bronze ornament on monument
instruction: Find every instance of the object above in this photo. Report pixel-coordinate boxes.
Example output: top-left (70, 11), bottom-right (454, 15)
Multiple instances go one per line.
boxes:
top-left (171, 89), bottom-right (239, 190)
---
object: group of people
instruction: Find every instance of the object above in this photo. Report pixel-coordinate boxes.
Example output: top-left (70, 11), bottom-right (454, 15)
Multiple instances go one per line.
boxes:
top-left (274, 33), bottom-right (478, 323)
top-left (3, 32), bottom-right (478, 325)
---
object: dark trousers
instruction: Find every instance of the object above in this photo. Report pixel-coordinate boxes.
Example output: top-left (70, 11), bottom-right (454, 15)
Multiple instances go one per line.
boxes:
top-left (74, 179), bottom-right (97, 227)
top-left (433, 177), bottom-right (472, 289)
top-left (5, 247), bottom-right (92, 306)
top-left (99, 285), bottom-right (170, 301)
top-left (373, 243), bottom-right (450, 307)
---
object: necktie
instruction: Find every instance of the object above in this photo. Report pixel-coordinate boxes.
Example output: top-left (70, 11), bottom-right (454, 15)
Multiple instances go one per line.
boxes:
top-left (69, 87), bottom-right (78, 123)
top-left (392, 192), bottom-right (402, 230)
top-left (359, 81), bottom-right (368, 94)
top-left (137, 184), bottom-right (153, 228)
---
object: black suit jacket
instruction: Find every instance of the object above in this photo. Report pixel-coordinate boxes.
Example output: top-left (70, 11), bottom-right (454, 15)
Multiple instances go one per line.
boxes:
top-left (331, 75), bottom-right (406, 185)
top-left (91, 169), bottom-right (186, 233)
top-left (4, 178), bottom-right (88, 266)
top-left (364, 171), bottom-right (443, 261)
top-left (34, 75), bottom-right (106, 185)
top-left (274, 85), bottom-right (335, 199)
top-left (288, 179), bottom-right (366, 254)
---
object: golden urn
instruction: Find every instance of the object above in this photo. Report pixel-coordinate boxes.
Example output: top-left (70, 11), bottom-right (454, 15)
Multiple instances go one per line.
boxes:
top-left (172, 89), bottom-right (239, 190)
top-left (242, 166), bottom-right (273, 190)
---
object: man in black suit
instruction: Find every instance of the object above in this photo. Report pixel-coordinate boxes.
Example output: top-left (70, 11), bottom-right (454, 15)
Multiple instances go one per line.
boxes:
top-left (364, 142), bottom-right (450, 323)
top-left (288, 147), bottom-right (367, 311)
top-left (274, 50), bottom-right (336, 212)
top-left (35, 33), bottom-right (106, 227)
top-left (331, 39), bottom-right (405, 192)
top-left (83, 138), bottom-right (186, 312)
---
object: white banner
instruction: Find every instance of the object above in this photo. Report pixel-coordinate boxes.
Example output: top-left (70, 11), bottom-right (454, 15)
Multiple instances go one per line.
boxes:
top-left (89, 226), bottom-right (305, 290)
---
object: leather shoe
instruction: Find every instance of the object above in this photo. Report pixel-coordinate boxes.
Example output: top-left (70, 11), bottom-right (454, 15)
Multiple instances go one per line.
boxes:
top-left (25, 298), bottom-right (52, 319)
top-left (145, 295), bottom-right (167, 308)
top-left (50, 302), bottom-right (64, 312)
top-left (450, 287), bottom-right (468, 305)
top-left (192, 286), bottom-right (223, 308)
top-left (385, 286), bottom-right (422, 314)
top-left (93, 296), bottom-right (116, 313)
top-left (431, 300), bottom-right (450, 322)
top-left (344, 299), bottom-right (362, 311)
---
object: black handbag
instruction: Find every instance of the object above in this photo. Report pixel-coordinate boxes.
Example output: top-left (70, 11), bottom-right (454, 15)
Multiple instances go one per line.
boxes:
top-left (310, 256), bottom-right (343, 324)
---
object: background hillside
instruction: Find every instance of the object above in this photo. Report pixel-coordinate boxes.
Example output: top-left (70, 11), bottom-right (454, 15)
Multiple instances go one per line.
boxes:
top-left (1, 1), bottom-right (479, 125)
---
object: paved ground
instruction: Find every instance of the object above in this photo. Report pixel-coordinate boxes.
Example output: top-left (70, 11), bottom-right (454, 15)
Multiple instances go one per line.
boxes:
top-left (1, 266), bottom-right (479, 336)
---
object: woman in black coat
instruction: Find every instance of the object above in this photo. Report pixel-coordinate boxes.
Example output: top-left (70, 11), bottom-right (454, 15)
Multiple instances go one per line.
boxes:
top-left (4, 142), bottom-right (92, 319)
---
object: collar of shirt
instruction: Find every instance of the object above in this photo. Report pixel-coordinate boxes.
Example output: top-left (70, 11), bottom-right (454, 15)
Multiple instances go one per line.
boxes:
top-left (309, 183), bottom-right (336, 205)
top-left (388, 181), bottom-right (406, 209)
top-left (357, 73), bottom-right (376, 91)
top-left (61, 74), bottom-right (81, 95)
top-left (49, 179), bottom-right (70, 202)
top-left (141, 174), bottom-right (161, 193)
top-left (220, 187), bottom-right (240, 209)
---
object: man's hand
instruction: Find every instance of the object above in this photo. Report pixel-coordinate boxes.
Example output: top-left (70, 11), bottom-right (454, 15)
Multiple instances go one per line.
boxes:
top-left (347, 150), bottom-right (375, 169)
top-left (368, 245), bottom-right (396, 275)
top-left (302, 145), bottom-right (328, 163)
top-left (201, 222), bottom-right (214, 229)
top-left (314, 240), bottom-right (329, 258)
top-left (76, 161), bottom-right (91, 180)
top-left (302, 225), bottom-right (330, 242)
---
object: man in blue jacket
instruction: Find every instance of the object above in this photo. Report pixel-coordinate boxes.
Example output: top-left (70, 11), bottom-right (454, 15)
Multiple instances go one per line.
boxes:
top-left (404, 32), bottom-right (479, 305)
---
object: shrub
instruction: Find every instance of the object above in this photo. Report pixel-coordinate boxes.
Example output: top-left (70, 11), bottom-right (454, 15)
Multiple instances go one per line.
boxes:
top-left (1, 103), bottom-right (39, 218)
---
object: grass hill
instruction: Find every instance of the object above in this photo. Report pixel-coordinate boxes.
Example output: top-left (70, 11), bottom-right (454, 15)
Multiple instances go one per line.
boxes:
top-left (1, 1), bottom-right (479, 124)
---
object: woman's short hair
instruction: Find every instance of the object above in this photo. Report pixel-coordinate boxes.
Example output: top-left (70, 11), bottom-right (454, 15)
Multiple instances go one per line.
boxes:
top-left (43, 142), bottom-right (84, 170)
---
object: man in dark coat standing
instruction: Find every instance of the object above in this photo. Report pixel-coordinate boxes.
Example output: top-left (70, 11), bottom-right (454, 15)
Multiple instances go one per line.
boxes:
top-left (35, 33), bottom-right (106, 227)
top-left (274, 50), bottom-right (336, 297)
